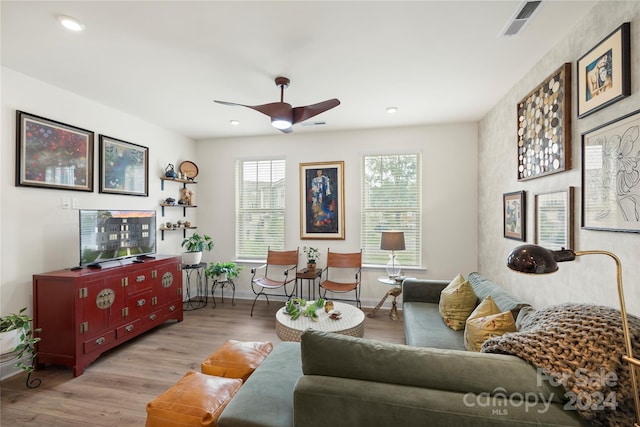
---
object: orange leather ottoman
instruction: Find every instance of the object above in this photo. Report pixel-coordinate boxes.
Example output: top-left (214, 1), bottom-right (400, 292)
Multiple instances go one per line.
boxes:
top-left (201, 340), bottom-right (273, 382)
top-left (146, 371), bottom-right (242, 427)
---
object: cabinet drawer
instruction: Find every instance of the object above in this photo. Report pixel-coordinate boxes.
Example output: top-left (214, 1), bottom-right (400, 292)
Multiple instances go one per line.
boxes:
top-left (116, 319), bottom-right (141, 339)
top-left (128, 290), bottom-right (153, 318)
top-left (83, 330), bottom-right (116, 354)
top-left (125, 269), bottom-right (155, 294)
top-left (144, 308), bottom-right (165, 328)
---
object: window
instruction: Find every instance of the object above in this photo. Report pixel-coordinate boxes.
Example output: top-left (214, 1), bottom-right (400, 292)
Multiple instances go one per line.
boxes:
top-left (361, 153), bottom-right (421, 267)
top-left (236, 159), bottom-right (286, 260)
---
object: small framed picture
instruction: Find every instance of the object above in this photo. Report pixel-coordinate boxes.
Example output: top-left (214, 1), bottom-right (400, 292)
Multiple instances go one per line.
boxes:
top-left (99, 135), bottom-right (149, 196)
top-left (503, 191), bottom-right (526, 241)
top-left (535, 188), bottom-right (574, 250)
top-left (582, 109), bottom-right (640, 232)
top-left (300, 161), bottom-right (345, 239)
top-left (15, 111), bottom-right (94, 192)
top-left (577, 22), bottom-right (631, 119)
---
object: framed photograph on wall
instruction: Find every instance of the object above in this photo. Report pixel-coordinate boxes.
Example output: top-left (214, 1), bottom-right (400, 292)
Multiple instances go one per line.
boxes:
top-left (535, 188), bottom-right (574, 250)
top-left (577, 22), bottom-right (631, 119)
top-left (99, 135), bottom-right (149, 196)
top-left (504, 191), bottom-right (526, 241)
top-left (517, 63), bottom-right (571, 181)
top-left (300, 161), bottom-right (345, 239)
top-left (582, 109), bottom-right (640, 232)
top-left (15, 111), bottom-right (94, 191)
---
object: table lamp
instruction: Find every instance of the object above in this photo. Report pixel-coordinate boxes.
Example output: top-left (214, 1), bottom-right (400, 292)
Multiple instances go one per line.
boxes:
top-left (380, 231), bottom-right (405, 278)
top-left (506, 244), bottom-right (640, 427)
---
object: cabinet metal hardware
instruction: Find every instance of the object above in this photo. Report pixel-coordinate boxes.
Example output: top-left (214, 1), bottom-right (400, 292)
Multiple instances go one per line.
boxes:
top-left (95, 337), bottom-right (106, 345)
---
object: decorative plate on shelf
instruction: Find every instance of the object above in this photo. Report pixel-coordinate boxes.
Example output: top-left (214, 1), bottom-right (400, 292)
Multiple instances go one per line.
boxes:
top-left (179, 161), bottom-right (199, 179)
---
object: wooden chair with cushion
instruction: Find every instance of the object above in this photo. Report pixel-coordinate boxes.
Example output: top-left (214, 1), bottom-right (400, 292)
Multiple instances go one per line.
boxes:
top-left (250, 248), bottom-right (299, 316)
top-left (319, 249), bottom-right (362, 308)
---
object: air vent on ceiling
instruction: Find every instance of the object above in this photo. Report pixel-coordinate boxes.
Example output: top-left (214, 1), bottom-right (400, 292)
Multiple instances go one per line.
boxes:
top-left (500, 0), bottom-right (542, 37)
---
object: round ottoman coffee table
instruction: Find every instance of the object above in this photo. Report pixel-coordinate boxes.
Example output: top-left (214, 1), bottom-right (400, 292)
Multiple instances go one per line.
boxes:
top-left (275, 301), bottom-right (365, 342)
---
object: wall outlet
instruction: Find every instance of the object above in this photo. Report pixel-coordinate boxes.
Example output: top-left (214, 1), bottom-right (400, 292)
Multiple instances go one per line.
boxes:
top-left (62, 197), bottom-right (71, 209)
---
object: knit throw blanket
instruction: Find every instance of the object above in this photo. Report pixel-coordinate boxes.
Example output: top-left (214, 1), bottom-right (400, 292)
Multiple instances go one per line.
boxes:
top-left (482, 303), bottom-right (640, 427)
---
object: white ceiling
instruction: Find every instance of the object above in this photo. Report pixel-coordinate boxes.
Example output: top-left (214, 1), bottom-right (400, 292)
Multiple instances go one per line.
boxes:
top-left (1, 1), bottom-right (598, 140)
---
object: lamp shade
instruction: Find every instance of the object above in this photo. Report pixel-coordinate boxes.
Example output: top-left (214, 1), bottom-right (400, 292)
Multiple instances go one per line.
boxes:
top-left (380, 231), bottom-right (405, 251)
top-left (506, 244), bottom-right (559, 274)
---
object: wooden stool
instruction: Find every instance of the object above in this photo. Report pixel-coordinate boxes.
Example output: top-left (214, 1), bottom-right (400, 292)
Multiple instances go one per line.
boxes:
top-left (146, 371), bottom-right (242, 427)
top-left (201, 340), bottom-right (273, 382)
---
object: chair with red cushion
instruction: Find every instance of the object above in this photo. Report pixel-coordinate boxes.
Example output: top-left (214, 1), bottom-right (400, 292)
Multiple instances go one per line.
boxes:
top-left (250, 248), bottom-right (299, 316)
top-left (318, 249), bottom-right (362, 308)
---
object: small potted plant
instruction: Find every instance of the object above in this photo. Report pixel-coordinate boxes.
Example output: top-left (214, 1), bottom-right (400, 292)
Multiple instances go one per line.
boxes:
top-left (181, 233), bottom-right (213, 266)
top-left (303, 246), bottom-right (321, 269)
top-left (205, 261), bottom-right (244, 282)
top-left (0, 307), bottom-right (40, 374)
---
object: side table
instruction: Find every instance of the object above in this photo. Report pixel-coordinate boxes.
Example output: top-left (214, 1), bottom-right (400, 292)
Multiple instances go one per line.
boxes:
top-left (182, 263), bottom-right (207, 311)
top-left (295, 268), bottom-right (322, 301)
top-left (211, 277), bottom-right (236, 307)
top-left (368, 276), bottom-right (412, 320)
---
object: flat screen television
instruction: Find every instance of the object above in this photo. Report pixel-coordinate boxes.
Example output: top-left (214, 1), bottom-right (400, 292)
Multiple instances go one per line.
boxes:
top-left (79, 209), bottom-right (156, 267)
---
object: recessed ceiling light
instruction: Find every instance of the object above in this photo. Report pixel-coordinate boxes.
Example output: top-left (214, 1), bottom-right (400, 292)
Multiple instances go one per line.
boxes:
top-left (58, 15), bottom-right (85, 32)
top-left (386, 107), bottom-right (398, 114)
top-left (230, 120), bottom-right (240, 126)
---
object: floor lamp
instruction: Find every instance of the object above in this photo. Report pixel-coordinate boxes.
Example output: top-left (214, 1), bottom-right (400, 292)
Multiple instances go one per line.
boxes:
top-left (506, 244), bottom-right (640, 427)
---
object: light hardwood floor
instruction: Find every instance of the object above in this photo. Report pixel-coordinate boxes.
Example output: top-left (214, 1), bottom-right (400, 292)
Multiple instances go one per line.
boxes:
top-left (1, 298), bottom-right (405, 426)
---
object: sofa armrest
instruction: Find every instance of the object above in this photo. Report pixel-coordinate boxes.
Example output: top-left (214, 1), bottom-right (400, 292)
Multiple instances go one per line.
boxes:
top-left (402, 278), bottom-right (449, 303)
top-left (300, 330), bottom-right (563, 402)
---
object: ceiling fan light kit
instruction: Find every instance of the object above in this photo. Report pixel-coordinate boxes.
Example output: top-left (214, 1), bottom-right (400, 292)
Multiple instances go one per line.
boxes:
top-left (214, 76), bottom-right (340, 133)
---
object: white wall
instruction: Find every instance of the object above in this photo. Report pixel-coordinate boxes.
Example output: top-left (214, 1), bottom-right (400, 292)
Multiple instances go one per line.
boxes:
top-left (193, 123), bottom-right (479, 306)
top-left (478, 0), bottom-right (640, 317)
top-left (0, 68), bottom-right (196, 318)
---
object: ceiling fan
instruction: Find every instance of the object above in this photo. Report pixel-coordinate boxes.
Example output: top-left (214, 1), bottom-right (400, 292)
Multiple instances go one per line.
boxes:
top-left (214, 76), bottom-right (340, 133)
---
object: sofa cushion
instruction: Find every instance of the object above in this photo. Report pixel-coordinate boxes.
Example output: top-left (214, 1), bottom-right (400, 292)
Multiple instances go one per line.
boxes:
top-left (438, 274), bottom-right (478, 330)
top-left (467, 272), bottom-right (530, 319)
top-left (464, 296), bottom-right (516, 351)
top-left (403, 302), bottom-right (465, 349)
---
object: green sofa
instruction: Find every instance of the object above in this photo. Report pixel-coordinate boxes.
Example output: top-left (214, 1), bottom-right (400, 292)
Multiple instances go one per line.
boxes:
top-left (219, 273), bottom-right (590, 426)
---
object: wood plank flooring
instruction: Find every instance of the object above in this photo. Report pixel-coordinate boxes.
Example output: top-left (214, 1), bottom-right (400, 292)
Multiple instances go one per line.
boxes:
top-left (1, 298), bottom-right (405, 426)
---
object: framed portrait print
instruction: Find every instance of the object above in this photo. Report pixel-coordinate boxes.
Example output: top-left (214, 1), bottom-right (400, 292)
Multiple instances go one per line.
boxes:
top-left (582, 109), bottom-right (640, 232)
top-left (99, 135), bottom-right (149, 196)
top-left (577, 22), bottom-right (631, 119)
top-left (517, 63), bottom-right (571, 181)
top-left (504, 191), bottom-right (526, 241)
top-left (535, 188), bottom-right (574, 250)
top-left (300, 161), bottom-right (345, 239)
top-left (15, 111), bottom-right (94, 191)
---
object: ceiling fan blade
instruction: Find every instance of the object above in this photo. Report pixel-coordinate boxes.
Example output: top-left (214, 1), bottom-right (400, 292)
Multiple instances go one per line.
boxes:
top-left (215, 100), bottom-right (293, 121)
top-left (292, 99), bottom-right (340, 125)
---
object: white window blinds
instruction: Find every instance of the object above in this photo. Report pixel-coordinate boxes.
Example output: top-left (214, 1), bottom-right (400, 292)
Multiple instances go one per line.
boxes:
top-left (361, 153), bottom-right (421, 267)
top-left (235, 159), bottom-right (286, 260)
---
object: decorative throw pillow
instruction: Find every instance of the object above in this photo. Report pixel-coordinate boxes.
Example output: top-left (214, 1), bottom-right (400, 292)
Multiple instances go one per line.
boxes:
top-left (464, 296), bottom-right (517, 352)
top-left (439, 274), bottom-right (478, 331)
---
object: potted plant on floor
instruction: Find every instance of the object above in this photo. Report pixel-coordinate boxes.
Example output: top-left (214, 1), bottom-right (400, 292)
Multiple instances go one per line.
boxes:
top-left (205, 261), bottom-right (244, 282)
top-left (303, 246), bottom-right (321, 269)
top-left (0, 307), bottom-right (40, 375)
top-left (181, 233), bottom-right (213, 266)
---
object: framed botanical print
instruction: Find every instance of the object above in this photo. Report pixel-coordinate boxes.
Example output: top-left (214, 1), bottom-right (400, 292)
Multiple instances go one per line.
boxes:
top-left (504, 191), bottom-right (526, 241)
top-left (300, 161), bottom-right (345, 239)
top-left (99, 135), bottom-right (149, 196)
top-left (582, 109), bottom-right (640, 232)
top-left (16, 111), bottom-right (94, 191)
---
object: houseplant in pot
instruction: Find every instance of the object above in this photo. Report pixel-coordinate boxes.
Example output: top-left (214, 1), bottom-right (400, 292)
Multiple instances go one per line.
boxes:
top-left (0, 307), bottom-right (40, 377)
top-left (205, 261), bottom-right (244, 282)
top-left (303, 246), bottom-right (320, 269)
top-left (181, 233), bottom-right (213, 266)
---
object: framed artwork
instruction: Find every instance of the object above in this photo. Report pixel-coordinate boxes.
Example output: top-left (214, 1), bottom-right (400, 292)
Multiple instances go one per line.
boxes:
top-left (582, 109), bottom-right (640, 232)
top-left (577, 22), bottom-right (631, 119)
top-left (300, 161), bottom-right (345, 239)
top-left (15, 111), bottom-right (94, 191)
top-left (504, 191), bottom-right (526, 241)
top-left (535, 188), bottom-right (574, 250)
top-left (99, 135), bottom-right (149, 196)
top-left (517, 63), bottom-right (571, 181)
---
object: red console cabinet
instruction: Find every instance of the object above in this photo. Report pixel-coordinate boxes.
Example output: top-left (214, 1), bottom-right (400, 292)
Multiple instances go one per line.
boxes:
top-left (32, 256), bottom-right (183, 377)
